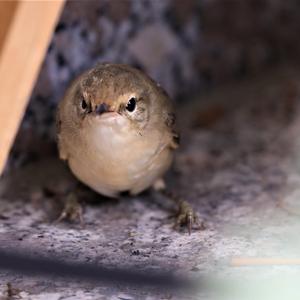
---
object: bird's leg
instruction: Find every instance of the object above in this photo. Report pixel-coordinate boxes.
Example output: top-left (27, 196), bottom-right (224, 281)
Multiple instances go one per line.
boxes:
top-left (171, 192), bottom-right (204, 235)
top-left (4, 283), bottom-right (20, 299)
top-left (175, 198), bottom-right (199, 235)
top-left (54, 186), bottom-right (84, 227)
top-left (153, 179), bottom-right (204, 234)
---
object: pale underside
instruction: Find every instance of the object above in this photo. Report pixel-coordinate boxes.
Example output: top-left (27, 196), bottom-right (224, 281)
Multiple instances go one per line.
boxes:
top-left (65, 113), bottom-right (173, 197)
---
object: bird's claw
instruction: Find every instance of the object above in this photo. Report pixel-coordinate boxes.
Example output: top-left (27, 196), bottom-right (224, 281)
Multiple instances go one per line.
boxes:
top-left (54, 193), bottom-right (84, 227)
top-left (176, 200), bottom-right (204, 235)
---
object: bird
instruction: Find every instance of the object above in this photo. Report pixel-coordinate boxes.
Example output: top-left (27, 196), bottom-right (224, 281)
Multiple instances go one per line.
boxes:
top-left (56, 63), bottom-right (197, 232)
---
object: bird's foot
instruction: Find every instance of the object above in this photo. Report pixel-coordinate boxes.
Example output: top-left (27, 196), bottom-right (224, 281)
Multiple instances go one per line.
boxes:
top-left (3, 283), bottom-right (21, 300)
top-left (153, 179), bottom-right (205, 234)
top-left (175, 199), bottom-right (205, 235)
top-left (54, 192), bottom-right (84, 227)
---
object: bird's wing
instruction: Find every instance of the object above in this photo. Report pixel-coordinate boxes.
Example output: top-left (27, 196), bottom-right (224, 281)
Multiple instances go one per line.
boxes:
top-left (165, 112), bottom-right (180, 150)
top-left (56, 105), bottom-right (68, 161)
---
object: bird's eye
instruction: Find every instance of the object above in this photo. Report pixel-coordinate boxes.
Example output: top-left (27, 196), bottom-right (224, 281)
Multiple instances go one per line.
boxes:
top-left (81, 99), bottom-right (87, 110)
top-left (126, 97), bottom-right (136, 112)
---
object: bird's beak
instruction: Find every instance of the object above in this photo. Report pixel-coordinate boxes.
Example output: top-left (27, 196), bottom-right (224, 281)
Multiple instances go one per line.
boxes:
top-left (95, 103), bottom-right (109, 115)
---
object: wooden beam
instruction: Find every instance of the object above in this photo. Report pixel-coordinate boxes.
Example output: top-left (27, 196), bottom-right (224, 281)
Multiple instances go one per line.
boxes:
top-left (0, 0), bottom-right (64, 175)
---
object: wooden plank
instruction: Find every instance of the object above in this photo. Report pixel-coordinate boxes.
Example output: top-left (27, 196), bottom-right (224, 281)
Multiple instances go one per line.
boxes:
top-left (0, 0), bottom-right (65, 175)
top-left (0, 1), bottom-right (18, 50)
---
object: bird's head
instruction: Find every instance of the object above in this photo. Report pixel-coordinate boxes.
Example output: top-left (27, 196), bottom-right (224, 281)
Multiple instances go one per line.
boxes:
top-left (72, 64), bottom-right (170, 131)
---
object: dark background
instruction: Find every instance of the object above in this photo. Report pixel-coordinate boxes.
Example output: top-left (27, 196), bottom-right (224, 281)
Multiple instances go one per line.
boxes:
top-left (9, 0), bottom-right (300, 169)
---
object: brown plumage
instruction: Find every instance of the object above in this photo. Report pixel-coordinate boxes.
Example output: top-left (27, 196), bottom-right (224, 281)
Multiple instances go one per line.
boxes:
top-left (57, 63), bottom-right (178, 198)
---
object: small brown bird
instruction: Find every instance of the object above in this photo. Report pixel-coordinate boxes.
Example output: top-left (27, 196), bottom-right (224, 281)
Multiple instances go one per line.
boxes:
top-left (56, 63), bottom-right (197, 232)
top-left (57, 63), bottom-right (178, 198)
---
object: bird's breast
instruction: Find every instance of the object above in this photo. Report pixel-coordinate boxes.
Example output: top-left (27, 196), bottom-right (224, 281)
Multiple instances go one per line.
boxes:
top-left (68, 120), bottom-right (173, 197)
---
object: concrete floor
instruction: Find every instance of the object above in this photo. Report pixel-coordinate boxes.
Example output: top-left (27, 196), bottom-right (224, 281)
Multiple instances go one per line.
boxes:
top-left (1, 65), bottom-right (300, 299)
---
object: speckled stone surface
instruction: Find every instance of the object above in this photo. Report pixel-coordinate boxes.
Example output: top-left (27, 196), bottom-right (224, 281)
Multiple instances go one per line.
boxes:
top-left (2, 65), bottom-right (300, 299)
